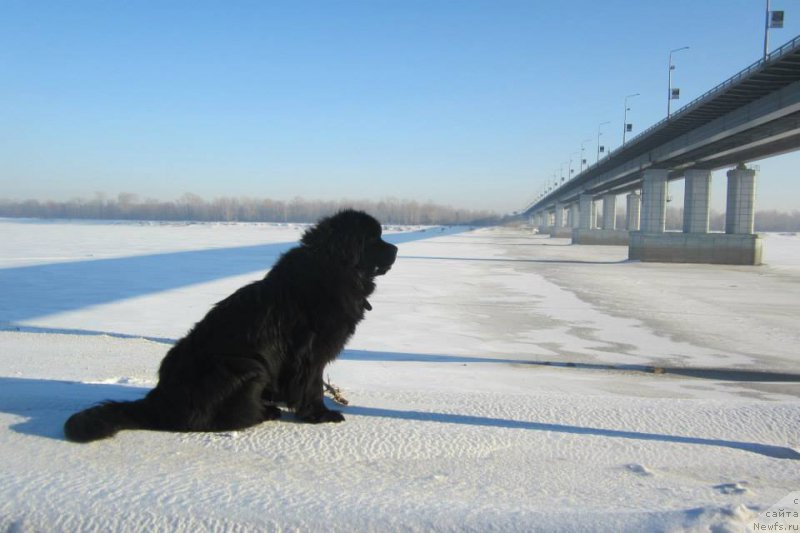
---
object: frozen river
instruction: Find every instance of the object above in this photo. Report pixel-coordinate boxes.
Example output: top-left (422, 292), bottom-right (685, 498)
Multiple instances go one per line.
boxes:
top-left (1, 219), bottom-right (798, 532)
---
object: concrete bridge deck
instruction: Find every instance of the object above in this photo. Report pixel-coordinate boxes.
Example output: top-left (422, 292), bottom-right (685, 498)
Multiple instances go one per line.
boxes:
top-left (525, 35), bottom-right (800, 265)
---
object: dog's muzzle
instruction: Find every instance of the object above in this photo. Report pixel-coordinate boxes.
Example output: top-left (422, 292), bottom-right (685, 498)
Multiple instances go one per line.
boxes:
top-left (374, 244), bottom-right (398, 275)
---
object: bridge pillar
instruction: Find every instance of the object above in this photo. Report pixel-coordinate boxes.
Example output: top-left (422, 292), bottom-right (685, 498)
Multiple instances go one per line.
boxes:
top-left (542, 209), bottom-right (554, 233)
top-left (551, 202), bottom-right (571, 237)
top-left (640, 169), bottom-right (669, 233)
top-left (626, 192), bottom-right (641, 231)
top-left (532, 211), bottom-right (542, 232)
top-left (726, 165), bottom-right (756, 235)
top-left (602, 194), bottom-right (617, 230)
top-left (530, 212), bottom-right (539, 230)
top-left (570, 203), bottom-right (580, 229)
top-left (629, 166), bottom-right (761, 264)
top-left (538, 211), bottom-right (549, 233)
top-left (683, 169), bottom-right (711, 233)
top-left (571, 193), bottom-right (630, 245)
top-left (554, 202), bottom-right (565, 228)
top-left (577, 194), bottom-right (593, 230)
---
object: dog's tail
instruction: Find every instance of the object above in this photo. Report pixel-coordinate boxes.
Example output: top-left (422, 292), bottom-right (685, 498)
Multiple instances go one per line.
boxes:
top-left (64, 398), bottom-right (154, 443)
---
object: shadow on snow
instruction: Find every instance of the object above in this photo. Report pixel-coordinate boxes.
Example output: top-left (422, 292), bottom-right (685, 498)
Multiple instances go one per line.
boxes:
top-left (2, 326), bottom-right (797, 385)
top-left (344, 404), bottom-right (800, 460)
top-left (342, 349), bottom-right (800, 382)
top-left (401, 255), bottom-right (629, 265)
top-left (0, 226), bottom-right (467, 323)
top-left (0, 376), bottom-right (796, 460)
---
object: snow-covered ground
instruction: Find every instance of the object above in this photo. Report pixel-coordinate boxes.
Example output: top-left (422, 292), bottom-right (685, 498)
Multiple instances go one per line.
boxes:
top-left (1, 219), bottom-right (798, 532)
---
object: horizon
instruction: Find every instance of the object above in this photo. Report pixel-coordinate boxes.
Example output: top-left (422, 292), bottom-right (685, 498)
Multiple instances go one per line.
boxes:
top-left (2, 2), bottom-right (799, 214)
top-left (3, 187), bottom-right (800, 214)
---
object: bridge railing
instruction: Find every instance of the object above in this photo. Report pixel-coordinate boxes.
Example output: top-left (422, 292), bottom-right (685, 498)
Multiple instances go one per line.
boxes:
top-left (526, 34), bottom-right (800, 214)
top-left (626, 34), bottom-right (800, 149)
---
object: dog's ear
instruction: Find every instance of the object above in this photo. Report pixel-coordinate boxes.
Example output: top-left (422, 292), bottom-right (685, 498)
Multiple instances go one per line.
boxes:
top-left (301, 212), bottom-right (364, 267)
top-left (300, 218), bottom-right (332, 249)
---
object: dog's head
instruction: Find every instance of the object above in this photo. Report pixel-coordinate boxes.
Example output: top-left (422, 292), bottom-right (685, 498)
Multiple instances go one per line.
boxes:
top-left (301, 209), bottom-right (397, 277)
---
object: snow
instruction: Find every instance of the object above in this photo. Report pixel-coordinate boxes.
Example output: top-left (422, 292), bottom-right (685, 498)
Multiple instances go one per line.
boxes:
top-left (1, 219), bottom-right (799, 532)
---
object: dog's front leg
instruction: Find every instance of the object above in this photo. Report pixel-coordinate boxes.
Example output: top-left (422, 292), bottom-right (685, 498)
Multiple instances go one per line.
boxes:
top-left (294, 367), bottom-right (345, 424)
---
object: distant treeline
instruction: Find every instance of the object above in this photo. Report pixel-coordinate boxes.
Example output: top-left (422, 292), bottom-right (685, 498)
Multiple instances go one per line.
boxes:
top-left (611, 207), bottom-right (800, 232)
top-left (667, 207), bottom-right (800, 232)
top-left (751, 210), bottom-right (800, 232)
top-left (0, 193), bottom-right (500, 226)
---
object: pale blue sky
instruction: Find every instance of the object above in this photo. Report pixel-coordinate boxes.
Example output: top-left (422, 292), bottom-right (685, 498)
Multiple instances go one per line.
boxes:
top-left (2, 1), bottom-right (799, 214)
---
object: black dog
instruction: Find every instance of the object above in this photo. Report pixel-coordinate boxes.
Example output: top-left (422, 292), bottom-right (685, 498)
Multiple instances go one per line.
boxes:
top-left (64, 210), bottom-right (397, 442)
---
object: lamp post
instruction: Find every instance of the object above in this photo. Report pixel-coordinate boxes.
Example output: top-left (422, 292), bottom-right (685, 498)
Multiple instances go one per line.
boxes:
top-left (596, 121), bottom-right (610, 163)
top-left (580, 138), bottom-right (591, 172)
top-left (668, 46), bottom-right (689, 118)
top-left (764, 0), bottom-right (785, 60)
top-left (765, 0), bottom-right (772, 59)
top-left (622, 93), bottom-right (640, 145)
top-left (568, 153), bottom-right (578, 179)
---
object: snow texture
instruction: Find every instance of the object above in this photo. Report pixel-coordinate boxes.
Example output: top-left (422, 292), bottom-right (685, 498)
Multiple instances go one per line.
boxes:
top-left (1, 219), bottom-right (799, 532)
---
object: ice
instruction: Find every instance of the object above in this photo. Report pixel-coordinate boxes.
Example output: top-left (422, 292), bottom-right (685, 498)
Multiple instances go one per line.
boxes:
top-left (0, 219), bottom-right (798, 531)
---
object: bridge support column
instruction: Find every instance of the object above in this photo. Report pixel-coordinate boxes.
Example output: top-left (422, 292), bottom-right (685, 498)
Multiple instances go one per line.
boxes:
top-left (629, 166), bottom-right (761, 264)
top-left (541, 209), bottom-right (555, 234)
top-left (626, 192), bottom-right (640, 231)
top-left (551, 201), bottom-right (572, 237)
top-left (530, 212), bottom-right (540, 231)
top-left (602, 194), bottom-right (616, 230)
top-left (577, 195), bottom-right (593, 230)
top-left (726, 165), bottom-right (756, 235)
top-left (640, 169), bottom-right (669, 233)
top-left (538, 210), bottom-right (551, 234)
top-left (720, 165), bottom-right (762, 264)
top-left (683, 169), bottom-right (711, 233)
top-left (532, 211), bottom-right (542, 233)
top-left (572, 193), bottom-right (629, 245)
top-left (570, 203), bottom-right (580, 229)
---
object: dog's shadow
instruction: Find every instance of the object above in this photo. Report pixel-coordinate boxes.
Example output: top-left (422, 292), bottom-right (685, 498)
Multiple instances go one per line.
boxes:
top-left (1, 377), bottom-right (796, 460)
top-left (0, 378), bottom-right (148, 440)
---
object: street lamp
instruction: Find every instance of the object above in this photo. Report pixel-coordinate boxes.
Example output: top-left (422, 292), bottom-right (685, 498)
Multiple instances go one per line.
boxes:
top-left (596, 121), bottom-right (610, 163)
top-left (580, 138), bottom-right (592, 172)
top-left (622, 93), bottom-right (640, 145)
top-left (567, 153), bottom-right (578, 179)
top-left (764, 0), bottom-right (785, 60)
top-left (668, 46), bottom-right (689, 118)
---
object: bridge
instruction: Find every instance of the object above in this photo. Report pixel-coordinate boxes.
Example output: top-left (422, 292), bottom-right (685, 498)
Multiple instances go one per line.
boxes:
top-left (524, 35), bottom-right (800, 265)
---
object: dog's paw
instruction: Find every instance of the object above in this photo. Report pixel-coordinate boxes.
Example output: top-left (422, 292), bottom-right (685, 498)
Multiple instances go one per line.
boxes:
top-left (262, 405), bottom-right (282, 421)
top-left (319, 410), bottom-right (345, 423)
top-left (302, 409), bottom-right (345, 424)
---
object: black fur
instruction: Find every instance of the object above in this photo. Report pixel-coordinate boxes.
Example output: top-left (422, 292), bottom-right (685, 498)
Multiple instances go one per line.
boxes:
top-left (64, 210), bottom-right (397, 442)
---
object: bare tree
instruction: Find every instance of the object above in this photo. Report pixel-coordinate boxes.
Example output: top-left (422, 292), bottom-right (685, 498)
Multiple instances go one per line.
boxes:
top-left (0, 193), bottom-right (498, 226)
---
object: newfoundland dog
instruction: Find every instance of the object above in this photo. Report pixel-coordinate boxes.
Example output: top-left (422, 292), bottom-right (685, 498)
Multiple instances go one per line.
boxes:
top-left (64, 209), bottom-right (397, 442)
